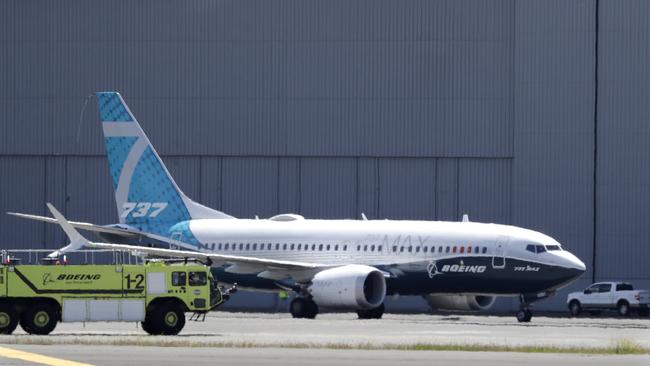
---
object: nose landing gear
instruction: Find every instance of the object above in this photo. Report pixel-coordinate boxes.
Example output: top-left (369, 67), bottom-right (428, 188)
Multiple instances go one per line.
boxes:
top-left (516, 294), bottom-right (534, 323)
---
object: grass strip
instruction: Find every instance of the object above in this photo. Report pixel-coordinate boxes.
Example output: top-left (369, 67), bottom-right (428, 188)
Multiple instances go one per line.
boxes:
top-left (0, 336), bottom-right (647, 355)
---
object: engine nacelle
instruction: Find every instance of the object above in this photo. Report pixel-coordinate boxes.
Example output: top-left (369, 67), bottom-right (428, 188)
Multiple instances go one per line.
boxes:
top-left (425, 294), bottom-right (495, 311)
top-left (309, 265), bottom-right (386, 309)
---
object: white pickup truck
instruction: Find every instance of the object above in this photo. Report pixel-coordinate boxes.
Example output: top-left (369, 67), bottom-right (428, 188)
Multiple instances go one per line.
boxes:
top-left (567, 282), bottom-right (650, 317)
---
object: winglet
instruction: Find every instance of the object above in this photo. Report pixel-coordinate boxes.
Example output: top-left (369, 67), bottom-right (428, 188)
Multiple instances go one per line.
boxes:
top-left (462, 214), bottom-right (470, 222)
top-left (46, 203), bottom-right (91, 258)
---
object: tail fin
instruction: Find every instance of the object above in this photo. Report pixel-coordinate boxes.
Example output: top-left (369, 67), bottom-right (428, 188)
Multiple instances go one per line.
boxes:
top-left (96, 92), bottom-right (232, 237)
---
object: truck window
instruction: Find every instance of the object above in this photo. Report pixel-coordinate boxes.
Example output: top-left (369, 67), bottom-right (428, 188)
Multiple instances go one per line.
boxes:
top-left (598, 284), bottom-right (612, 293)
top-left (172, 271), bottom-right (187, 286)
top-left (189, 272), bottom-right (207, 286)
top-left (586, 284), bottom-right (599, 293)
top-left (616, 283), bottom-right (633, 291)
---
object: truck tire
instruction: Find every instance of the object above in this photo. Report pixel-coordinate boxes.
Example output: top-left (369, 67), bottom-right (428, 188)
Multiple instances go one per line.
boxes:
top-left (141, 318), bottom-right (160, 335)
top-left (20, 303), bottom-right (58, 335)
top-left (152, 302), bottom-right (185, 335)
top-left (0, 303), bottom-right (19, 335)
top-left (617, 301), bottom-right (630, 317)
top-left (569, 300), bottom-right (582, 316)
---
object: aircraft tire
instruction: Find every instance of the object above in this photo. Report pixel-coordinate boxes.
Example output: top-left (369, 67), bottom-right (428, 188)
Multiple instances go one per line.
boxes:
top-left (516, 309), bottom-right (532, 323)
top-left (0, 303), bottom-right (19, 335)
top-left (290, 297), bottom-right (318, 319)
top-left (357, 303), bottom-right (385, 319)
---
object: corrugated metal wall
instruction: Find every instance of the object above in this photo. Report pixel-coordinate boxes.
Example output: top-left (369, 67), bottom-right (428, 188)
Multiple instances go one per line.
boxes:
top-left (0, 0), bottom-right (648, 312)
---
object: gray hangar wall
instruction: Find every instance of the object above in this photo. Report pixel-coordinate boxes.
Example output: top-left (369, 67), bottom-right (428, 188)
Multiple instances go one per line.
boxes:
top-left (0, 0), bottom-right (648, 312)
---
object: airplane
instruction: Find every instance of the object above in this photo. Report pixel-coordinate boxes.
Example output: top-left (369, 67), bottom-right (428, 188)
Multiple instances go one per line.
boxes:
top-left (10, 92), bottom-right (587, 322)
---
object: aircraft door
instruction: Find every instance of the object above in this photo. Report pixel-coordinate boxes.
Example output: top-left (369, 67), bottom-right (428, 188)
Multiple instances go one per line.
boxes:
top-left (492, 237), bottom-right (507, 269)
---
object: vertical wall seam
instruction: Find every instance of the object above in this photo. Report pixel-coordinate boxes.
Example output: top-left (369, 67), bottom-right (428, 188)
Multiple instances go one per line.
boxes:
top-left (592, 0), bottom-right (599, 283)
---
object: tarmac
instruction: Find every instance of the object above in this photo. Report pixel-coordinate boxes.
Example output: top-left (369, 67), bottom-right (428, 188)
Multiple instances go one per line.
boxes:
top-left (0, 312), bottom-right (649, 365)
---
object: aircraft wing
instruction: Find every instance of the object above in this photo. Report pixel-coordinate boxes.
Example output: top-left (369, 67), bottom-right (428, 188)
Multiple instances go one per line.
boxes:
top-left (7, 212), bottom-right (139, 237)
top-left (87, 241), bottom-right (323, 281)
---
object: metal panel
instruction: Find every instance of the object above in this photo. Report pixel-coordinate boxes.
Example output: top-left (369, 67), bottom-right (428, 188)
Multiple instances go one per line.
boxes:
top-left (458, 159), bottom-right (511, 224)
top-left (277, 157), bottom-right (300, 214)
top-left (377, 158), bottom-right (436, 220)
top-left (200, 157), bottom-right (222, 211)
top-left (162, 157), bottom-right (201, 200)
top-left (435, 159), bottom-right (458, 221)
top-left (596, 0), bottom-right (650, 280)
top-left (221, 157), bottom-right (278, 218)
top-left (300, 158), bottom-right (357, 219)
top-left (65, 157), bottom-right (116, 230)
top-left (512, 0), bottom-right (596, 280)
top-left (357, 158), bottom-right (379, 219)
top-left (0, 157), bottom-right (46, 249)
top-left (44, 157), bottom-right (67, 247)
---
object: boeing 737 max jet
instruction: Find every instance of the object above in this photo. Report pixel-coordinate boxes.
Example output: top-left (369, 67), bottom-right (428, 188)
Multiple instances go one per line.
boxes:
top-left (11, 92), bottom-right (586, 322)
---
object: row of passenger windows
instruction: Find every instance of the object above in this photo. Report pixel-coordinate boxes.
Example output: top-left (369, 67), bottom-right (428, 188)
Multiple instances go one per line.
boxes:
top-left (208, 242), bottom-right (488, 254)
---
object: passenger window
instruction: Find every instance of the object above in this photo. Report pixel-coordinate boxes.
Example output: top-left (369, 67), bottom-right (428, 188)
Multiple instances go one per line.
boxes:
top-left (218, 243), bottom-right (222, 250)
top-left (446, 246), bottom-right (450, 253)
top-left (599, 284), bottom-right (612, 293)
top-left (252, 243), bottom-right (257, 250)
top-left (239, 243), bottom-right (244, 250)
top-left (290, 244), bottom-right (295, 250)
top-left (276, 243), bottom-right (280, 250)
top-left (343, 245), bottom-right (348, 251)
top-left (335, 245), bottom-right (339, 251)
top-left (224, 243), bottom-right (229, 250)
top-left (423, 246), bottom-right (428, 253)
top-left (312, 244), bottom-right (316, 251)
top-left (319, 244), bottom-right (323, 251)
top-left (438, 246), bottom-right (443, 253)
top-left (363, 245), bottom-right (368, 251)
top-left (172, 271), bottom-right (186, 286)
top-left (467, 247), bottom-right (472, 254)
top-left (371, 245), bottom-right (375, 252)
top-left (245, 243), bottom-right (250, 250)
top-left (482, 247), bottom-right (487, 254)
top-left (415, 247), bottom-right (420, 253)
top-left (400, 246), bottom-right (404, 252)
top-left (189, 272), bottom-right (207, 286)
top-left (617, 283), bottom-right (633, 291)
top-left (392, 246), bottom-right (398, 252)
top-left (283, 244), bottom-right (287, 250)
top-left (452, 247), bottom-right (457, 253)
top-left (474, 246), bottom-right (479, 254)
top-left (408, 246), bottom-right (412, 253)
top-left (267, 243), bottom-right (272, 250)
top-left (377, 245), bottom-right (382, 252)
top-left (460, 246), bottom-right (465, 254)
top-left (327, 244), bottom-right (331, 250)
top-left (357, 245), bottom-right (361, 251)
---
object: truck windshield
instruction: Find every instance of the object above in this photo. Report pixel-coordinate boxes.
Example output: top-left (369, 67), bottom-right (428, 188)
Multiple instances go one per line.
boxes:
top-left (189, 272), bottom-right (207, 286)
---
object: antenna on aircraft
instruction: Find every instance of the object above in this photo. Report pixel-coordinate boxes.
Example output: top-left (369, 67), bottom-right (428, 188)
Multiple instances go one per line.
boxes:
top-left (462, 214), bottom-right (470, 222)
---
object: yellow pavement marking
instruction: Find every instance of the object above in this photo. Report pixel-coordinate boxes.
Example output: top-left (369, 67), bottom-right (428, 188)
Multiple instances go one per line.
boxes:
top-left (0, 346), bottom-right (94, 366)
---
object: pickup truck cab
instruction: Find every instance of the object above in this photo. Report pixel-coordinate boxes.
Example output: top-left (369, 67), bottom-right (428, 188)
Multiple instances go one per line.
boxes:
top-left (567, 282), bottom-right (650, 317)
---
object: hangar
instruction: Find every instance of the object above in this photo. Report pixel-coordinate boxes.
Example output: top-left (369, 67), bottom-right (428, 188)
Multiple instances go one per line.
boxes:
top-left (0, 0), bottom-right (648, 311)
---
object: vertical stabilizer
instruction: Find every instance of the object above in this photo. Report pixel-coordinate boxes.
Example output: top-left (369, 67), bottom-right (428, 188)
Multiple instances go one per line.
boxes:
top-left (96, 92), bottom-right (233, 237)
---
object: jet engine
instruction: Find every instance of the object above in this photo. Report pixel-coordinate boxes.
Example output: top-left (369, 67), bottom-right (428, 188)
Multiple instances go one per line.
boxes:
top-left (308, 265), bottom-right (386, 309)
top-left (424, 294), bottom-right (495, 311)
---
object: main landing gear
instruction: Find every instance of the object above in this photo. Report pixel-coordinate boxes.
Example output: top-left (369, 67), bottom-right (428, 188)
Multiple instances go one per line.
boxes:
top-left (290, 297), bottom-right (319, 319)
top-left (357, 303), bottom-right (385, 319)
top-left (516, 294), bottom-right (533, 323)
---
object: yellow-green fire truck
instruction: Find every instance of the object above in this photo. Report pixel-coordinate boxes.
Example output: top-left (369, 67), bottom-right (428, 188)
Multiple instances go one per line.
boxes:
top-left (0, 257), bottom-right (233, 335)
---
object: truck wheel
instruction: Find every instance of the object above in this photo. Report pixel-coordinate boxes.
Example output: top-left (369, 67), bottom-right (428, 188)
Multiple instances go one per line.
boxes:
top-left (141, 318), bottom-right (160, 335)
top-left (569, 300), bottom-right (582, 316)
top-left (617, 301), bottom-right (630, 317)
top-left (0, 304), bottom-right (19, 335)
top-left (21, 303), bottom-right (58, 335)
top-left (153, 303), bottom-right (185, 335)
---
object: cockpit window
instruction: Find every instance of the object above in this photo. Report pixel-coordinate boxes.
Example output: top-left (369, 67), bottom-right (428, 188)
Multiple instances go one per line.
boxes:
top-left (535, 245), bottom-right (546, 253)
top-left (545, 245), bottom-right (561, 251)
top-left (526, 244), bottom-right (535, 253)
top-left (526, 244), bottom-right (549, 254)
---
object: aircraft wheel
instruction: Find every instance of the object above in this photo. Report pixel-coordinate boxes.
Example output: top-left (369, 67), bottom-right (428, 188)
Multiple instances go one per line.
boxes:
top-left (21, 303), bottom-right (58, 335)
top-left (357, 303), bottom-right (385, 319)
top-left (0, 303), bottom-right (19, 335)
top-left (290, 297), bottom-right (318, 319)
top-left (516, 309), bottom-right (532, 323)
